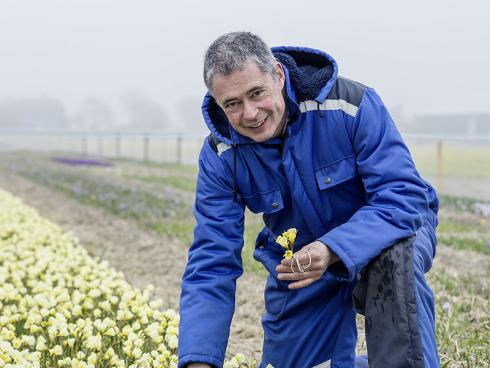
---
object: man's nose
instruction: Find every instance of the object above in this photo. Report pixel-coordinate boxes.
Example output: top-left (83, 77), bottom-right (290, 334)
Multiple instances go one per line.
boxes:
top-left (242, 99), bottom-right (258, 121)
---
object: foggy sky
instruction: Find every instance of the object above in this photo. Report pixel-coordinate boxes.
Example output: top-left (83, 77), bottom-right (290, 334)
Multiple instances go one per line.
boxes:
top-left (1, 0), bottom-right (489, 131)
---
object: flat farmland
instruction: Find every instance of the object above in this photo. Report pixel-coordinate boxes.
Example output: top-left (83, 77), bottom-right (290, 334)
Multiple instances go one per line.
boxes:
top-left (408, 141), bottom-right (490, 201)
top-left (0, 150), bottom-right (489, 367)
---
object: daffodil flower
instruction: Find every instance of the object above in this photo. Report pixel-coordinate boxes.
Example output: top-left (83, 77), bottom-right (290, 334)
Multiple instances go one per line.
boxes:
top-left (275, 228), bottom-right (298, 259)
top-left (276, 235), bottom-right (289, 250)
top-left (284, 228), bottom-right (297, 244)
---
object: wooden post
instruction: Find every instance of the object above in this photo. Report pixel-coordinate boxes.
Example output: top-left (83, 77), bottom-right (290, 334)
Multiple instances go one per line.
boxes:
top-left (82, 135), bottom-right (87, 156)
top-left (115, 133), bottom-right (121, 158)
top-left (143, 135), bottom-right (149, 162)
top-left (436, 140), bottom-right (443, 192)
top-left (97, 135), bottom-right (103, 156)
top-left (177, 136), bottom-right (183, 165)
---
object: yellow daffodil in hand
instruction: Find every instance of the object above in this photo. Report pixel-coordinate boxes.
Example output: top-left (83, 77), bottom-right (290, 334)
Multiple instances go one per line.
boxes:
top-left (276, 228), bottom-right (297, 260)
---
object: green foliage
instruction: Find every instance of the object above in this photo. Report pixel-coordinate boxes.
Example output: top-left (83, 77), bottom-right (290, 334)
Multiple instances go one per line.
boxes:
top-left (436, 196), bottom-right (490, 255)
top-left (124, 174), bottom-right (197, 193)
top-left (409, 144), bottom-right (490, 179)
top-left (429, 268), bottom-right (490, 367)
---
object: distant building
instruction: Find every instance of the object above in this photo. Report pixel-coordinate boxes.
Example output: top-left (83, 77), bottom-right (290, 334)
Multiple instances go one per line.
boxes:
top-left (403, 113), bottom-right (490, 137)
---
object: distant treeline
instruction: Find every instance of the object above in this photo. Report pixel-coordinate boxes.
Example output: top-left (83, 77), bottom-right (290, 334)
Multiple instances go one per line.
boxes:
top-left (0, 92), bottom-right (177, 131)
top-left (0, 97), bottom-right (67, 129)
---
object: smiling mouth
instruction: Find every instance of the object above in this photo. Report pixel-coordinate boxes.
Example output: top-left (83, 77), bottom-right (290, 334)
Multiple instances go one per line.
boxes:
top-left (248, 116), bottom-right (267, 129)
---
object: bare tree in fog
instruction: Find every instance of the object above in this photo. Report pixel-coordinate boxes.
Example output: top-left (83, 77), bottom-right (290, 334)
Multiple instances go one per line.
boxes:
top-left (177, 95), bottom-right (207, 134)
top-left (121, 90), bottom-right (169, 131)
top-left (0, 97), bottom-right (67, 130)
top-left (70, 98), bottom-right (114, 131)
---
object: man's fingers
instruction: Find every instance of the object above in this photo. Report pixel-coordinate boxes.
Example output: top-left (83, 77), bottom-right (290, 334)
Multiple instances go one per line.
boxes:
top-left (280, 250), bottom-right (313, 267)
top-left (277, 270), bottom-right (321, 281)
top-left (278, 251), bottom-right (314, 272)
top-left (297, 251), bottom-right (312, 268)
top-left (276, 263), bottom-right (316, 274)
top-left (288, 278), bottom-right (317, 289)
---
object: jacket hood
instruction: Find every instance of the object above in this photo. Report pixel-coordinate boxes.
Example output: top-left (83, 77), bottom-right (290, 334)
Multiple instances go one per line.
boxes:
top-left (202, 46), bottom-right (338, 145)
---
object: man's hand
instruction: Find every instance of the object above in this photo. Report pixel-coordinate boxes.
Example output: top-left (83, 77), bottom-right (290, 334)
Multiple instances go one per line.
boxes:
top-left (276, 241), bottom-right (339, 289)
top-left (187, 364), bottom-right (212, 368)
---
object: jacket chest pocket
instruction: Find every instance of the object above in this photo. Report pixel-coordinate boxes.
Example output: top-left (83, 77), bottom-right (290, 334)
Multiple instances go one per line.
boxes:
top-left (243, 189), bottom-right (284, 214)
top-left (314, 154), bottom-right (357, 190)
top-left (314, 154), bottom-right (363, 219)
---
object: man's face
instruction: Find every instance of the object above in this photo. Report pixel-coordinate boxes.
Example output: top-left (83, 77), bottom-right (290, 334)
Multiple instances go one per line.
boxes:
top-left (212, 61), bottom-right (286, 143)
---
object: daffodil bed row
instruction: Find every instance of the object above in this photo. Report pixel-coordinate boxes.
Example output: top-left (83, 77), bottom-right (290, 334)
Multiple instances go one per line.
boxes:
top-left (0, 189), bottom-right (255, 368)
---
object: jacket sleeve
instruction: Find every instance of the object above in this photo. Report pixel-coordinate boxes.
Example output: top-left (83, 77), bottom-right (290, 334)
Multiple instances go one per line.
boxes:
top-left (178, 139), bottom-right (245, 368)
top-left (318, 88), bottom-right (430, 282)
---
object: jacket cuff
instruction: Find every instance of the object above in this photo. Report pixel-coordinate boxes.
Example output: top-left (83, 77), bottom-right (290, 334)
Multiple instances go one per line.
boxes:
top-left (317, 236), bottom-right (356, 282)
top-left (178, 353), bottom-right (223, 368)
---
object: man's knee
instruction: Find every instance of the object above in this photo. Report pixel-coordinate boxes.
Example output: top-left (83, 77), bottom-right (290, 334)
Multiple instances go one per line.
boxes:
top-left (353, 236), bottom-right (417, 314)
top-left (352, 237), bottom-right (426, 368)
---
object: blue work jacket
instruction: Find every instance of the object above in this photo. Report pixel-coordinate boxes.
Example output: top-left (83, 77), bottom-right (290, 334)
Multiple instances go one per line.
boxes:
top-left (178, 46), bottom-right (438, 368)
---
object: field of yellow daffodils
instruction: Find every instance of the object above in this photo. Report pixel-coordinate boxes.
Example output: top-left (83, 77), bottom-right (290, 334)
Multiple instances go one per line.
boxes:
top-left (0, 189), bottom-right (256, 368)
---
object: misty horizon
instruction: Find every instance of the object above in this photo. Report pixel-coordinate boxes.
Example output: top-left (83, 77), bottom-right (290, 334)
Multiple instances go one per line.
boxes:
top-left (1, 0), bottom-right (489, 133)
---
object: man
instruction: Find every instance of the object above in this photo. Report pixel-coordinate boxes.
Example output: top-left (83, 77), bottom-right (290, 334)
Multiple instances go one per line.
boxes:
top-left (178, 32), bottom-right (439, 368)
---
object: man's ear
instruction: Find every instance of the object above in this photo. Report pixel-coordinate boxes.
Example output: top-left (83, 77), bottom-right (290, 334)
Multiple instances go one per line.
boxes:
top-left (275, 62), bottom-right (285, 88)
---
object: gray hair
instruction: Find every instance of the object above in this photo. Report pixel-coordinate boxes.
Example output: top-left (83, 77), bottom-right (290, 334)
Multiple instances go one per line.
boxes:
top-left (203, 31), bottom-right (277, 93)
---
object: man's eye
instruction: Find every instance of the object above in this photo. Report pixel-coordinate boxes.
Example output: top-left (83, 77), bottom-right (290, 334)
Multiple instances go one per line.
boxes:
top-left (252, 90), bottom-right (265, 98)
